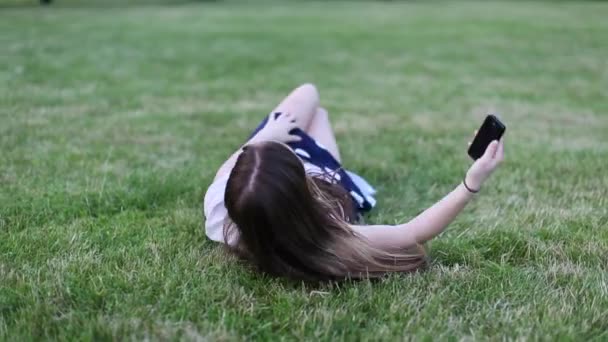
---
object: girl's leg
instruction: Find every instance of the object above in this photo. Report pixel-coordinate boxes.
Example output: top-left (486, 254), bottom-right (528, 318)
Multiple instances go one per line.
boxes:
top-left (270, 83), bottom-right (319, 131)
top-left (306, 107), bottom-right (341, 162)
top-left (268, 83), bottom-right (341, 161)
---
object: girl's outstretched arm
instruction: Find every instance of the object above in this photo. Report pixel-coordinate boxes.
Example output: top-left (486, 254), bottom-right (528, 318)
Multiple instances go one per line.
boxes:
top-left (354, 138), bottom-right (505, 250)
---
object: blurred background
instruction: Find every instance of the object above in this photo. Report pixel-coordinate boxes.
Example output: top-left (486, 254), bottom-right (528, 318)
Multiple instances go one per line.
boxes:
top-left (2, 0), bottom-right (607, 340)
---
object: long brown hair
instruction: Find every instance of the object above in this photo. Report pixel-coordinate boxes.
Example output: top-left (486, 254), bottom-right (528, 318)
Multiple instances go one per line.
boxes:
top-left (223, 141), bottom-right (427, 281)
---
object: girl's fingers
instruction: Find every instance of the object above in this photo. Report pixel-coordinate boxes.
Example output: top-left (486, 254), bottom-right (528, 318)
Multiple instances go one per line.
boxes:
top-left (496, 137), bottom-right (505, 161)
top-left (279, 112), bottom-right (296, 124)
top-left (481, 140), bottom-right (499, 161)
top-left (271, 111), bottom-right (282, 121)
top-left (286, 134), bottom-right (302, 142)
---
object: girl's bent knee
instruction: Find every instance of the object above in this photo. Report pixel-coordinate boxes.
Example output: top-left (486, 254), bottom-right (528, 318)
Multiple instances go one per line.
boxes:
top-left (296, 83), bottom-right (319, 102)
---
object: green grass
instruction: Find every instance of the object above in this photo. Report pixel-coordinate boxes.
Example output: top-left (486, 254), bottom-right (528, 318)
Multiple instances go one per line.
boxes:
top-left (1, 1), bottom-right (608, 340)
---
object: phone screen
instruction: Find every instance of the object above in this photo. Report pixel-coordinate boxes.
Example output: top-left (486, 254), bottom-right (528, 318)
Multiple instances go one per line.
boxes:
top-left (468, 115), bottom-right (506, 160)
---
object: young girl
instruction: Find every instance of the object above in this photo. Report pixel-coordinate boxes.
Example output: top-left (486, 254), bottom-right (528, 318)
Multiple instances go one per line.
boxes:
top-left (204, 84), bottom-right (505, 281)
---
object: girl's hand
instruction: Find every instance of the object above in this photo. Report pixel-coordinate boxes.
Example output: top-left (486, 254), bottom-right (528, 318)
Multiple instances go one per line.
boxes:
top-left (465, 136), bottom-right (505, 191)
top-left (255, 112), bottom-right (302, 143)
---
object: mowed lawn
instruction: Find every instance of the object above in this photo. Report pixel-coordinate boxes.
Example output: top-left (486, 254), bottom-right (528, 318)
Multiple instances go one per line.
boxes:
top-left (1, 1), bottom-right (607, 340)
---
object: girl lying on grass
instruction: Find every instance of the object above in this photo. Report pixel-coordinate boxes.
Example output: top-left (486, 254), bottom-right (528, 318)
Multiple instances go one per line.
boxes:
top-left (204, 84), bottom-right (505, 281)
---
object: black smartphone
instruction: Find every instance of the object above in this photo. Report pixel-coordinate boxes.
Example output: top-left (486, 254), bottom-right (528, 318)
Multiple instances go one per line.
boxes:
top-left (468, 115), bottom-right (506, 160)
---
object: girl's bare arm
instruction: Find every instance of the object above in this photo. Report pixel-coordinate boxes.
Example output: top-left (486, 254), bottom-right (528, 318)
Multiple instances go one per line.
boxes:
top-left (354, 139), bottom-right (505, 249)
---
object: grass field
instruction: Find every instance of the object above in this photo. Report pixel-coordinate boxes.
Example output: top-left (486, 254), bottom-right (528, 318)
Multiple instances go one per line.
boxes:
top-left (1, 1), bottom-right (608, 340)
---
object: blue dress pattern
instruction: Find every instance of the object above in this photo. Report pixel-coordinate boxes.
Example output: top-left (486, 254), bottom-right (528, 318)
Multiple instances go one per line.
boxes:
top-left (249, 112), bottom-right (376, 214)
